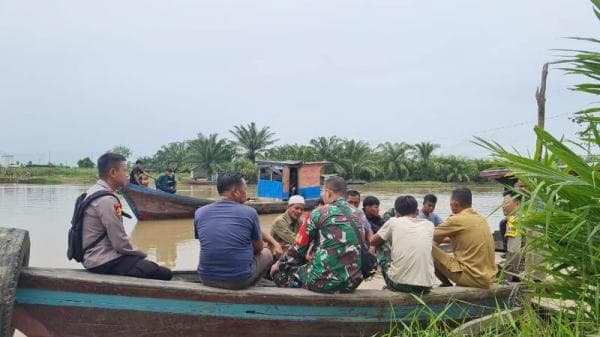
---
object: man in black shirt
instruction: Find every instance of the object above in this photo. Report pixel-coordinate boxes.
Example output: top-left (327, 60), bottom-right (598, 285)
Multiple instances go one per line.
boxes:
top-left (129, 160), bottom-right (145, 185)
top-left (363, 196), bottom-right (385, 233)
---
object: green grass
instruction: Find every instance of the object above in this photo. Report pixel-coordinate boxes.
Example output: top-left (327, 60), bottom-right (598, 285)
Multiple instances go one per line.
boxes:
top-left (0, 167), bottom-right (97, 184)
top-left (376, 301), bottom-right (597, 337)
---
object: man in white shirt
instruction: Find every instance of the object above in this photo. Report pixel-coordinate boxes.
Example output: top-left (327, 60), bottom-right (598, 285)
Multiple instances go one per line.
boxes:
top-left (370, 195), bottom-right (435, 294)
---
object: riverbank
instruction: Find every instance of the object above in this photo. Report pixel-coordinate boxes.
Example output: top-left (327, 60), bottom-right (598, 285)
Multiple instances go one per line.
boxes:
top-left (0, 167), bottom-right (500, 188)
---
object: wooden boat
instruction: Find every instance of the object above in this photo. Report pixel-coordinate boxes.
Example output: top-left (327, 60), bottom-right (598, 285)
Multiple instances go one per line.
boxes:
top-left (2, 228), bottom-right (519, 337)
top-left (185, 179), bottom-right (216, 186)
top-left (122, 184), bottom-right (319, 220)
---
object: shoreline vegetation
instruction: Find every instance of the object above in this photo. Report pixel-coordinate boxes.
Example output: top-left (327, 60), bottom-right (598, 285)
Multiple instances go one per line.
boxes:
top-left (0, 166), bottom-right (500, 190)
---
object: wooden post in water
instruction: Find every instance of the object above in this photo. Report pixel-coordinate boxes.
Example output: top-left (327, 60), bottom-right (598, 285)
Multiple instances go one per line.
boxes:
top-left (534, 63), bottom-right (549, 161)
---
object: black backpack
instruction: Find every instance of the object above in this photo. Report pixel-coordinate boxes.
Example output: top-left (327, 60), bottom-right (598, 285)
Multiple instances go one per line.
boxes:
top-left (67, 191), bottom-right (129, 262)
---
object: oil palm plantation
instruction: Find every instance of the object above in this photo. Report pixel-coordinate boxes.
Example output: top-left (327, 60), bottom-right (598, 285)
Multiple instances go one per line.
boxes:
top-left (377, 142), bottom-right (413, 180)
top-left (309, 136), bottom-right (343, 162)
top-left (337, 139), bottom-right (379, 180)
top-left (187, 133), bottom-right (234, 176)
top-left (229, 122), bottom-right (278, 163)
top-left (414, 142), bottom-right (440, 179)
top-left (152, 142), bottom-right (190, 172)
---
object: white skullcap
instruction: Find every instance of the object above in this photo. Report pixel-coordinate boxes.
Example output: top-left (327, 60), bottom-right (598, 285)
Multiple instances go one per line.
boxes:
top-left (288, 195), bottom-right (305, 205)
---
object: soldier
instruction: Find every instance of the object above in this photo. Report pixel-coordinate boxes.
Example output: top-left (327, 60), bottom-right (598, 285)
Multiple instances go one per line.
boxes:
top-left (83, 153), bottom-right (172, 280)
top-left (270, 195), bottom-right (305, 246)
top-left (270, 176), bottom-right (366, 293)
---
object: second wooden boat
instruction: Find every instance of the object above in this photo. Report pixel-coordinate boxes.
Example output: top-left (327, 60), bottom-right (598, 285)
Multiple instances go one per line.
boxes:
top-left (122, 184), bottom-right (319, 220)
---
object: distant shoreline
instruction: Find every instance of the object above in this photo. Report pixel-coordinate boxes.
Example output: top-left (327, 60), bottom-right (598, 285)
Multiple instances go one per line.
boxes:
top-left (0, 167), bottom-right (500, 189)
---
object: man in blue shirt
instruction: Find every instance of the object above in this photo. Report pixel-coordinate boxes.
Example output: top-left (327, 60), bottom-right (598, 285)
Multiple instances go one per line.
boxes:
top-left (195, 172), bottom-right (283, 290)
top-left (417, 194), bottom-right (443, 226)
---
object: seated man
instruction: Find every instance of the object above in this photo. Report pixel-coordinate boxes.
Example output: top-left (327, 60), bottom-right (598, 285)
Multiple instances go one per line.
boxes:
top-left (270, 176), bottom-right (366, 293)
top-left (195, 172), bottom-right (283, 290)
top-left (417, 194), bottom-right (443, 226)
top-left (156, 168), bottom-right (177, 194)
top-left (363, 196), bottom-right (384, 233)
top-left (271, 195), bottom-right (305, 246)
top-left (370, 195), bottom-right (435, 294)
top-left (346, 190), bottom-right (374, 244)
top-left (83, 153), bottom-right (172, 280)
top-left (432, 188), bottom-right (497, 288)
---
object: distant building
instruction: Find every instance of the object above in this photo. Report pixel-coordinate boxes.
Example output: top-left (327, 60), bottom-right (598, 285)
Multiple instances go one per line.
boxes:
top-left (0, 154), bottom-right (15, 167)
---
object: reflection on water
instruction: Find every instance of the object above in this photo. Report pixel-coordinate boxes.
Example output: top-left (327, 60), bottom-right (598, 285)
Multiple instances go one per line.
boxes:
top-left (0, 183), bottom-right (502, 271)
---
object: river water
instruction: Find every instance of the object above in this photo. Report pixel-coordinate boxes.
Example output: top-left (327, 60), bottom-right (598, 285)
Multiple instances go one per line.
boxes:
top-left (0, 183), bottom-right (504, 271)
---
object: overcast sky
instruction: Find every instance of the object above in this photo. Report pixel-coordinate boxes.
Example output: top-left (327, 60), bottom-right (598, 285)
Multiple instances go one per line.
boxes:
top-left (0, 0), bottom-right (598, 165)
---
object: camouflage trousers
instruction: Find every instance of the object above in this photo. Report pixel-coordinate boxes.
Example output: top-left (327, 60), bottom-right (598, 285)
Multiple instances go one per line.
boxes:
top-left (377, 243), bottom-right (431, 295)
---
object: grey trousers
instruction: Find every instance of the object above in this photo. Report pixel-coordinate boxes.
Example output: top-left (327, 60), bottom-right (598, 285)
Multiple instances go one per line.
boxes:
top-left (200, 248), bottom-right (273, 290)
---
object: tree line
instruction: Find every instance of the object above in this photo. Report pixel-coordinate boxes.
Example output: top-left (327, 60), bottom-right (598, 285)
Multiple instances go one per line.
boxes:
top-left (80, 122), bottom-right (494, 183)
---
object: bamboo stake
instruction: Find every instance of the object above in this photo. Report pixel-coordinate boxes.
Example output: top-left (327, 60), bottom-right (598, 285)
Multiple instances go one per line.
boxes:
top-left (535, 63), bottom-right (549, 161)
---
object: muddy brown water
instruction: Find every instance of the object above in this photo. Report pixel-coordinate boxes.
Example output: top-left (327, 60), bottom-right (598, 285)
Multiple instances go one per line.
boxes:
top-left (0, 183), bottom-right (504, 271)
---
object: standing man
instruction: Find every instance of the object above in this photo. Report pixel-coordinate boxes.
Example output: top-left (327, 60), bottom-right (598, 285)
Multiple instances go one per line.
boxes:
top-left (432, 188), bottom-right (497, 288)
top-left (195, 172), bottom-right (283, 290)
top-left (271, 195), bottom-right (305, 246)
top-left (502, 191), bottom-right (522, 282)
top-left (129, 160), bottom-right (145, 185)
top-left (417, 194), bottom-right (443, 226)
top-left (271, 176), bottom-right (366, 293)
top-left (83, 153), bottom-right (172, 280)
top-left (370, 196), bottom-right (435, 294)
top-left (156, 168), bottom-right (177, 194)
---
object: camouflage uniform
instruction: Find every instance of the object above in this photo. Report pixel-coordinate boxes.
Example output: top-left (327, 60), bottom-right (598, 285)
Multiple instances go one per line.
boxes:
top-left (272, 197), bottom-right (365, 293)
top-left (382, 208), bottom-right (396, 222)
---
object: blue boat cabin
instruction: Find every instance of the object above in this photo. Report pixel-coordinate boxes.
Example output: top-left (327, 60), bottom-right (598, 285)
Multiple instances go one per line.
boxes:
top-left (256, 160), bottom-right (329, 201)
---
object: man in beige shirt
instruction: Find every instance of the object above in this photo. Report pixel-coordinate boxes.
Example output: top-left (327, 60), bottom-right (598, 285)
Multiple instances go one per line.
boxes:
top-left (432, 188), bottom-right (497, 288)
top-left (271, 195), bottom-right (305, 246)
top-left (82, 152), bottom-right (172, 280)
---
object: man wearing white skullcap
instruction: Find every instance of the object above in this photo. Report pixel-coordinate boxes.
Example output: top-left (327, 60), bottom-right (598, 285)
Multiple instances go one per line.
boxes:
top-left (271, 195), bottom-right (306, 246)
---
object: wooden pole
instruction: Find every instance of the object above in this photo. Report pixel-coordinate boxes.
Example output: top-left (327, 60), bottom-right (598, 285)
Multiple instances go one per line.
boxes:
top-left (535, 63), bottom-right (549, 161)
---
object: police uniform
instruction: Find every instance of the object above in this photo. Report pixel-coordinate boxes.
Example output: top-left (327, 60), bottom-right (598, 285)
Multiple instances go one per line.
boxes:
top-left (82, 179), bottom-right (172, 280)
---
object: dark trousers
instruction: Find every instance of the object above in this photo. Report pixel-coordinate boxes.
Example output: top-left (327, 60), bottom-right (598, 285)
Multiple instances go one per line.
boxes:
top-left (89, 255), bottom-right (172, 281)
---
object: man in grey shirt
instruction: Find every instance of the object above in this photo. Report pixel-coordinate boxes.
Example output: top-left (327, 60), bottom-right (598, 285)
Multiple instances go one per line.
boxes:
top-left (82, 152), bottom-right (172, 280)
top-left (417, 194), bottom-right (443, 226)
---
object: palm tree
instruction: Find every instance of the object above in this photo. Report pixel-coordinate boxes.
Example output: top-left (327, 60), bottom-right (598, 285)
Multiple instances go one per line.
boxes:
top-left (264, 145), bottom-right (317, 162)
top-left (309, 136), bottom-right (342, 162)
top-left (337, 139), bottom-right (379, 180)
top-left (229, 122), bottom-right (278, 163)
top-left (153, 142), bottom-right (190, 172)
top-left (187, 134), bottom-right (234, 176)
top-left (377, 142), bottom-right (414, 180)
top-left (415, 142), bottom-right (439, 174)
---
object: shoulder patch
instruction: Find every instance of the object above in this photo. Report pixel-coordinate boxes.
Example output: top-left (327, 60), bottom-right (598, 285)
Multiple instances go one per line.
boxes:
top-left (114, 202), bottom-right (122, 217)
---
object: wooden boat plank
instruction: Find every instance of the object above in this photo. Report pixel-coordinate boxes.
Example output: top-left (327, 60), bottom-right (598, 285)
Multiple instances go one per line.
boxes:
top-left (17, 268), bottom-right (514, 307)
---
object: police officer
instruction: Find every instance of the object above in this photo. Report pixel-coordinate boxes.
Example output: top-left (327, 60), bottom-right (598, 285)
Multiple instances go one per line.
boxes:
top-left (82, 152), bottom-right (172, 280)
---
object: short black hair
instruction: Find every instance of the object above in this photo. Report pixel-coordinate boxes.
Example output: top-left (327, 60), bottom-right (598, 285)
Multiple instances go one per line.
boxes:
top-left (394, 195), bottom-right (418, 216)
top-left (325, 176), bottom-right (347, 195)
top-left (165, 168), bottom-right (173, 173)
top-left (363, 196), bottom-right (380, 208)
top-left (502, 190), bottom-right (522, 202)
top-left (346, 189), bottom-right (360, 198)
top-left (217, 172), bottom-right (245, 194)
top-left (423, 194), bottom-right (437, 204)
top-left (451, 188), bottom-right (472, 208)
top-left (135, 160), bottom-right (142, 165)
top-left (97, 153), bottom-right (126, 179)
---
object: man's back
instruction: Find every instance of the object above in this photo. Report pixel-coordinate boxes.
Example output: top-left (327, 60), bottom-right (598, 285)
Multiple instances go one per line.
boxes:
top-left (195, 200), bottom-right (261, 281)
top-left (299, 198), bottom-right (364, 293)
top-left (378, 217), bottom-right (435, 287)
top-left (434, 208), bottom-right (497, 286)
